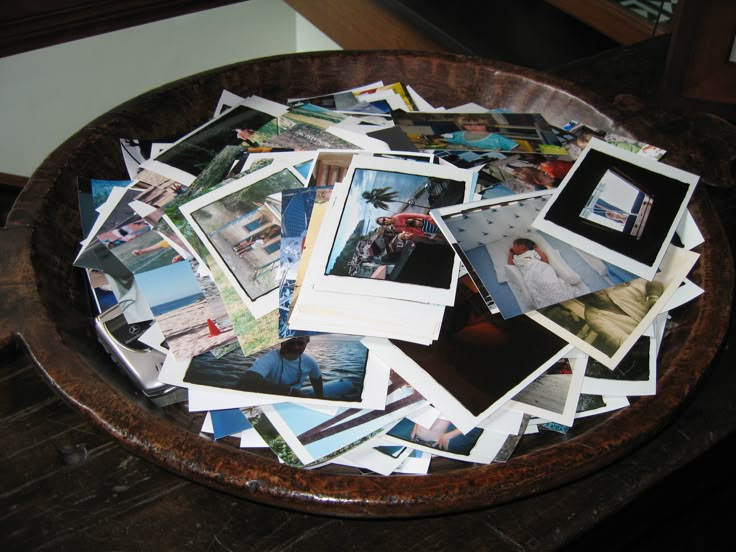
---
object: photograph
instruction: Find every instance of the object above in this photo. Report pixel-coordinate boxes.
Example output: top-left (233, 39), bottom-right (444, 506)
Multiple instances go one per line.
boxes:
top-left (132, 171), bottom-right (189, 209)
top-left (184, 334), bottom-right (370, 403)
top-left (527, 244), bottom-right (700, 369)
top-left (178, 332), bottom-right (393, 413)
top-left (285, 177), bottom-right (449, 345)
top-left (390, 111), bottom-right (566, 154)
top-left (86, 269), bottom-right (118, 313)
top-left (334, 438), bottom-right (413, 476)
top-left (578, 167), bottom-right (653, 239)
top-left (386, 417), bottom-right (483, 457)
top-left (96, 218), bottom-right (150, 248)
top-left (180, 163), bottom-right (307, 318)
top-left (306, 150), bottom-right (366, 187)
top-left (90, 178), bottom-right (133, 209)
top-left (242, 406), bottom-right (308, 467)
top-left (252, 103), bottom-right (358, 151)
top-left (259, 371), bottom-right (427, 465)
top-left (384, 406), bottom-right (526, 463)
top-left (279, 186), bottom-right (326, 338)
top-left (289, 81), bottom-right (415, 116)
top-left (75, 186), bottom-right (146, 270)
top-left (574, 394), bottom-right (630, 419)
top-left (134, 259), bottom-right (235, 360)
top-left (291, 90), bottom-right (391, 116)
top-left (432, 191), bottom-right (637, 318)
top-left (141, 97), bottom-right (287, 185)
top-left (507, 356), bottom-right (586, 426)
top-left (244, 402), bottom-right (402, 469)
top-left (532, 138), bottom-right (698, 280)
top-left (362, 274), bottom-right (574, 434)
top-left (475, 152), bottom-right (576, 200)
top-left (561, 122), bottom-right (666, 160)
top-left (582, 331), bottom-right (656, 396)
top-left (433, 149), bottom-right (507, 170)
top-left (99, 220), bottom-right (184, 275)
top-left (312, 155), bottom-right (471, 306)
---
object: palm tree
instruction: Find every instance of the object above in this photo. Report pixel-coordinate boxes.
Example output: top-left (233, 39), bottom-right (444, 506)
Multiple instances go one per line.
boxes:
top-left (361, 185), bottom-right (429, 211)
top-left (361, 186), bottom-right (399, 210)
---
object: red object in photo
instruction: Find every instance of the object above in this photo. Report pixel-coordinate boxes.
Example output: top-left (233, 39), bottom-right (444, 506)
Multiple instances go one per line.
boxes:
top-left (207, 319), bottom-right (221, 336)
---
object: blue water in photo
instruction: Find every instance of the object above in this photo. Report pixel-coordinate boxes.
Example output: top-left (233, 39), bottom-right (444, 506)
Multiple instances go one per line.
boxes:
top-left (184, 335), bottom-right (368, 400)
top-left (150, 293), bottom-right (203, 316)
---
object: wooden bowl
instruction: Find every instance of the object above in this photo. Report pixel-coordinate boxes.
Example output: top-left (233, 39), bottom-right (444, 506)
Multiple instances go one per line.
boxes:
top-left (1, 51), bottom-right (731, 518)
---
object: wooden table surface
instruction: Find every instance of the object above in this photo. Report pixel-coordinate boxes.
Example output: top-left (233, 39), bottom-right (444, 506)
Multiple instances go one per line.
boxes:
top-left (3, 36), bottom-right (735, 551)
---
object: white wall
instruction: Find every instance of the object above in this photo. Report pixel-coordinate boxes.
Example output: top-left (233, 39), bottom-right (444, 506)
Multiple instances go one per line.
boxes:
top-left (0, 0), bottom-right (340, 177)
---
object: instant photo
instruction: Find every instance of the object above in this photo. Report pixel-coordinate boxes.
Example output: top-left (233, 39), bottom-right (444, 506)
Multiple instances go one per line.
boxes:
top-left (507, 356), bottom-right (587, 426)
top-left (527, 245), bottom-right (700, 369)
top-left (390, 111), bottom-right (565, 154)
top-left (578, 167), bottom-right (653, 239)
top-left (135, 260), bottom-right (235, 360)
top-left (313, 155), bottom-right (472, 306)
top-left (183, 334), bottom-right (381, 408)
top-left (582, 331), bottom-right (657, 396)
top-left (561, 122), bottom-right (667, 160)
top-left (532, 139), bottom-right (698, 280)
top-left (432, 191), bottom-right (637, 318)
top-left (475, 153), bottom-right (576, 200)
top-left (142, 98), bottom-right (287, 185)
top-left (385, 416), bottom-right (506, 463)
top-left (286, 171), bottom-right (448, 345)
top-left (362, 274), bottom-right (573, 433)
top-left (260, 372), bottom-right (427, 465)
top-left (180, 164), bottom-right (306, 318)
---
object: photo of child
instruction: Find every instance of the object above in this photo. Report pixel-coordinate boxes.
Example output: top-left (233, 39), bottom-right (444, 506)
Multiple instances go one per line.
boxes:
top-left (440, 115), bottom-right (519, 151)
top-left (390, 111), bottom-right (562, 154)
top-left (433, 192), bottom-right (633, 319)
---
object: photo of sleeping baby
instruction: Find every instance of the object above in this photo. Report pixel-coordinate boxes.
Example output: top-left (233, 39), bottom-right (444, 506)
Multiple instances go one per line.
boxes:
top-left (437, 193), bottom-right (637, 318)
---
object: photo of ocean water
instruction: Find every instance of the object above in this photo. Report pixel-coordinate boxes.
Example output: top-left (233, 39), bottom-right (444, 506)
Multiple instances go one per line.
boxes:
top-left (184, 334), bottom-right (368, 398)
top-left (150, 293), bottom-right (204, 316)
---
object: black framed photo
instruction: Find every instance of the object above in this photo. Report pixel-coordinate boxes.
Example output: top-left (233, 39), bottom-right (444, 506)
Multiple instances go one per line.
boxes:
top-left (532, 139), bottom-right (698, 280)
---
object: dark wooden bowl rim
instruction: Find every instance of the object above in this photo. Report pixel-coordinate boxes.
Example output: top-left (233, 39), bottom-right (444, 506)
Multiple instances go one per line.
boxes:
top-left (1, 50), bottom-right (732, 518)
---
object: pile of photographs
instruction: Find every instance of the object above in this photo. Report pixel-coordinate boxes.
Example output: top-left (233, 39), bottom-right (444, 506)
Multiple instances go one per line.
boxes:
top-left (75, 80), bottom-right (704, 474)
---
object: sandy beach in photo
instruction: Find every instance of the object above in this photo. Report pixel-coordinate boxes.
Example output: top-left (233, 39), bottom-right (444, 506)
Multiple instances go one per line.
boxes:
top-left (156, 298), bottom-right (236, 359)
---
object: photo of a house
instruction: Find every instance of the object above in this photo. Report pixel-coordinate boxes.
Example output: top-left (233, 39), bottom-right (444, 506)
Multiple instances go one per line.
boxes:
top-left (184, 167), bottom-right (305, 303)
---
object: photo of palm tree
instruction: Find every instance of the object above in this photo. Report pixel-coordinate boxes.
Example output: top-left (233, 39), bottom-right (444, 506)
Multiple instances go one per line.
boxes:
top-left (325, 165), bottom-right (465, 288)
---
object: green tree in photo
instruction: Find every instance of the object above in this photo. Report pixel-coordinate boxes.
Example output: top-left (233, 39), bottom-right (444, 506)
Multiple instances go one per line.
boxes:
top-left (361, 186), bottom-right (399, 210)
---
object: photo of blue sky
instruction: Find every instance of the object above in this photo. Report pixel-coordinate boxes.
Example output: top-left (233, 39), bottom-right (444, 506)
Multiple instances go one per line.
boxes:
top-left (135, 260), bottom-right (203, 310)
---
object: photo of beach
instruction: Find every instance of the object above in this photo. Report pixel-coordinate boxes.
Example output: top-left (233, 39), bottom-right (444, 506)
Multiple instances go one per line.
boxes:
top-left (135, 260), bottom-right (235, 359)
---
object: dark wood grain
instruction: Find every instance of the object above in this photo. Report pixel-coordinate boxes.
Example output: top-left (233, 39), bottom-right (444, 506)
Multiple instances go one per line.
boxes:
top-left (0, 50), bottom-right (732, 519)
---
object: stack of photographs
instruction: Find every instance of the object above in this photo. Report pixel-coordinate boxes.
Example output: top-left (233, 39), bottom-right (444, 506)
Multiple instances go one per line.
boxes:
top-left (74, 79), bottom-right (704, 475)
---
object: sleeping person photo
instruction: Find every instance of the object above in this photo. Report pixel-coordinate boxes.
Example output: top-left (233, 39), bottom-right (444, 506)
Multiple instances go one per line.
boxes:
top-left (507, 238), bottom-right (578, 309)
